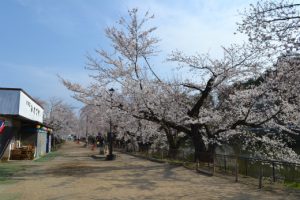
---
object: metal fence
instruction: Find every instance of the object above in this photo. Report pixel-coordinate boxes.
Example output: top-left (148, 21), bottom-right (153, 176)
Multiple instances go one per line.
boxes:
top-left (116, 147), bottom-right (300, 188)
top-left (214, 154), bottom-right (300, 188)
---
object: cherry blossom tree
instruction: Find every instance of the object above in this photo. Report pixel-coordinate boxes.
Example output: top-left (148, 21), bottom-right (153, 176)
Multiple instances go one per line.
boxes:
top-left (238, 0), bottom-right (300, 58)
top-left (62, 8), bottom-right (300, 163)
top-left (61, 9), bottom-right (184, 156)
top-left (44, 97), bottom-right (79, 137)
top-left (80, 104), bottom-right (109, 137)
top-left (235, 0), bottom-right (300, 161)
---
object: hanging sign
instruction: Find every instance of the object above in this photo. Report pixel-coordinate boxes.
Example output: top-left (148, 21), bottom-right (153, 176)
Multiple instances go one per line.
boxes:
top-left (0, 120), bottom-right (5, 135)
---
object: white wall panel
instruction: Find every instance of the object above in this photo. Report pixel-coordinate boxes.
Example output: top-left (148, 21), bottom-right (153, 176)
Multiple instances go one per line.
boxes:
top-left (19, 91), bottom-right (44, 123)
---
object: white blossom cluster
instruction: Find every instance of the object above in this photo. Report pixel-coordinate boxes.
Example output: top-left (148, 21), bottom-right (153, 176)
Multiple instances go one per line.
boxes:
top-left (62, 7), bottom-right (300, 162)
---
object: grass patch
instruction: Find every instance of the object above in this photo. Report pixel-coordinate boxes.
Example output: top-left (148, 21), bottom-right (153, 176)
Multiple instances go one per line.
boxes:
top-left (0, 163), bottom-right (25, 183)
top-left (0, 179), bottom-right (18, 185)
top-left (167, 159), bottom-right (184, 166)
top-left (0, 193), bottom-right (21, 200)
top-left (34, 151), bottom-right (60, 162)
top-left (183, 162), bottom-right (196, 170)
top-left (285, 181), bottom-right (300, 189)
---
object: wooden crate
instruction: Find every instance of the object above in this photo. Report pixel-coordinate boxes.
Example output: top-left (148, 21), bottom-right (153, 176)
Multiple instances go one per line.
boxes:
top-left (10, 148), bottom-right (35, 160)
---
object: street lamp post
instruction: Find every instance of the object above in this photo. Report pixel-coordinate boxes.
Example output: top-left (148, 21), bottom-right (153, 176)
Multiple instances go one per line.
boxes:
top-left (85, 115), bottom-right (88, 148)
top-left (106, 88), bottom-right (115, 160)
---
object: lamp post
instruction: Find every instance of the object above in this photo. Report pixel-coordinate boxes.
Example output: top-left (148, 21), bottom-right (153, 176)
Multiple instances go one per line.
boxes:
top-left (85, 115), bottom-right (88, 148)
top-left (106, 88), bottom-right (115, 160)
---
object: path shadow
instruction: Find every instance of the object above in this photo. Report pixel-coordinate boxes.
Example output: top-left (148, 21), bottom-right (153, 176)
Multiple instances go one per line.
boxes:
top-left (12, 161), bottom-right (185, 192)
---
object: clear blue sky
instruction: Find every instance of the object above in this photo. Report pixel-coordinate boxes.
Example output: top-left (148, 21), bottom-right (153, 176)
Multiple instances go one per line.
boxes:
top-left (0, 0), bottom-right (255, 109)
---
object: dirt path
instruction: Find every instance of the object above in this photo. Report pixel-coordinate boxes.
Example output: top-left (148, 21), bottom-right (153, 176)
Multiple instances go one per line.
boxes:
top-left (0, 142), bottom-right (299, 200)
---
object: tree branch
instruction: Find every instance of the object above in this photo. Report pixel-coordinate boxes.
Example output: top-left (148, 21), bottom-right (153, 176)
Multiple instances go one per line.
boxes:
top-left (188, 77), bottom-right (215, 117)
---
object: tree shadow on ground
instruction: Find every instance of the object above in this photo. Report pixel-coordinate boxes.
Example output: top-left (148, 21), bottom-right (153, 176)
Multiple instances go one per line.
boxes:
top-left (12, 161), bottom-right (185, 192)
top-left (14, 163), bottom-right (177, 178)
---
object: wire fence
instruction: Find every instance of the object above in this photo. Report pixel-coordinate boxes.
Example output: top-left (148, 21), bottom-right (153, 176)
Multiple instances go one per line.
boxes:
top-left (116, 147), bottom-right (300, 188)
top-left (214, 154), bottom-right (300, 187)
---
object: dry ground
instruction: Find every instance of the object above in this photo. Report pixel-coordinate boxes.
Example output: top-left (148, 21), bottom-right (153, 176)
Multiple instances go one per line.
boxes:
top-left (0, 142), bottom-right (299, 200)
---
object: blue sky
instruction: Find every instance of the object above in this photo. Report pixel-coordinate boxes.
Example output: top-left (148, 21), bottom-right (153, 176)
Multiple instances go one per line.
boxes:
top-left (0, 0), bottom-right (255, 109)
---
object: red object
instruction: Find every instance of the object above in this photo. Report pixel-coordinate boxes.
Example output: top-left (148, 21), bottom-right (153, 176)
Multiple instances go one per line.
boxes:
top-left (0, 120), bottom-right (5, 135)
top-left (92, 144), bottom-right (96, 151)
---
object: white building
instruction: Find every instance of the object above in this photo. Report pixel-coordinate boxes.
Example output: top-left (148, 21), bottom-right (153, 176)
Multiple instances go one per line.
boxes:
top-left (0, 88), bottom-right (52, 160)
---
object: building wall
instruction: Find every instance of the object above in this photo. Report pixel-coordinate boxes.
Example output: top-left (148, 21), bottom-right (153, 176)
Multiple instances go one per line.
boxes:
top-left (0, 90), bottom-right (20, 115)
top-left (19, 91), bottom-right (44, 123)
top-left (36, 130), bottom-right (47, 157)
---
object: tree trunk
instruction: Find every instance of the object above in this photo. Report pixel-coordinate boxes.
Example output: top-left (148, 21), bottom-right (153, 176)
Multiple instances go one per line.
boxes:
top-left (190, 125), bottom-right (206, 162)
top-left (168, 148), bottom-right (179, 159)
top-left (164, 127), bottom-right (180, 159)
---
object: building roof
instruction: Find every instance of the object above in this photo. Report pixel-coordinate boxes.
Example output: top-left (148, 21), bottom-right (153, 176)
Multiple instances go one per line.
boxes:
top-left (0, 87), bottom-right (44, 109)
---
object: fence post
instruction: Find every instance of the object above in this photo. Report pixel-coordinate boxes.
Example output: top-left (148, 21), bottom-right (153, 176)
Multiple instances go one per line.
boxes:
top-left (235, 156), bottom-right (239, 182)
top-left (245, 159), bottom-right (248, 176)
top-left (213, 153), bottom-right (216, 175)
top-left (224, 155), bottom-right (227, 172)
top-left (272, 162), bottom-right (276, 182)
top-left (147, 149), bottom-right (149, 158)
top-left (259, 162), bottom-right (263, 189)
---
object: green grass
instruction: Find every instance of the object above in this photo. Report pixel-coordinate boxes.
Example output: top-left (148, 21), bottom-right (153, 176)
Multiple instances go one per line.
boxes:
top-left (167, 159), bottom-right (184, 166)
top-left (0, 179), bottom-right (18, 185)
top-left (0, 163), bottom-right (25, 183)
top-left (285, 181), bottom-right (300, 189)
top-left (34, 151), bottom-right (60, 162)
top-left (0, 193), bottom-right (21, 200)
top-left (183, 162), bottom-right (196, 169)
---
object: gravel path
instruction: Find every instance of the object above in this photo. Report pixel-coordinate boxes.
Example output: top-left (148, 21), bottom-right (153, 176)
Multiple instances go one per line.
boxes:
top-left (0, 142), bottom-right (299, 200)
